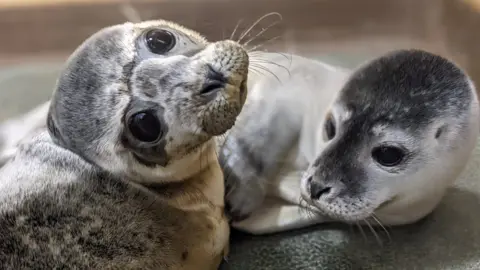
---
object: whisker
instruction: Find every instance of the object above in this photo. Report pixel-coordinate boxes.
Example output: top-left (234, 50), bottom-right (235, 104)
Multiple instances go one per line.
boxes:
top-left (224, 166), bottom-right (238, 198)
top-left (248, 66), bottom-right (267, 78)
top-left (230, 19), bottom-right (244, 40)
top-left (219, 129), bottom-right (233, 152)
top-left (237, 12), bottom-right (283, 44)
top-left (249, 58), bottom-right (291, 78)
top-left (372, 214), bottom-right (391, 242)
top-left (298, 196), bottom-right (318, 219)
top-left (365, 219), bottom-right (383, 247)
top-left (248, 69), bottom-right (261, 77)
top-left (356, 222), bottom-right (368, 242)
top-left (250, 51), bottom-right (294, 69)
top-left (247, 35), bottom-right (282, 52)
top-left (242, 20), bottom-right (282, 48)
top-left (251, 51), bottom-right (294, 67)
top-left (279, 52), bottom-right (294, 68)
top-left (249, 64), bottom-right (282, 83)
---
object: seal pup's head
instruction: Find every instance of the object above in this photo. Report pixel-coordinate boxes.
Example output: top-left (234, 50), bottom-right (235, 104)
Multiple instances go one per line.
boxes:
top-left (301, 49), bottom-right (479, 225)
top-left (47, 20), bottom-right (249, 184)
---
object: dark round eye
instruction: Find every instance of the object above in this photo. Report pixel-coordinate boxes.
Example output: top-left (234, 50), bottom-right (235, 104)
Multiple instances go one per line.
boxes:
top-left (324, 114), bottom-right (336, 140)
top-left (128, 111), bottom-right (162, 142)
top-left (144, 29), bottom-right (176, 54)
top-left (372, 146), bottom-right (405, 167)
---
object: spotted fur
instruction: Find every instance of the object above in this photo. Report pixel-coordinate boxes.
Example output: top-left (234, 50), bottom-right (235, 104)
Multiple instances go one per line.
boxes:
top-left (0, 20), bottom-right (248, 268)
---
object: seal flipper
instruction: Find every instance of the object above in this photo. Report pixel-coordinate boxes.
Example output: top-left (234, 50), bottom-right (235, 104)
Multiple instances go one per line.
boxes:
top-left (220, 99), bottom-right (302, 221)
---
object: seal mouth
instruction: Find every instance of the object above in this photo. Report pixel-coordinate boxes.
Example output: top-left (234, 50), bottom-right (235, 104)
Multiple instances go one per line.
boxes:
top-left (305, 200), bottom-right (374, 222)
top-left (300, 178), bottom-right (385, 223)
top-left (302, 194), bottom-right (390, 223)
top-left (133, 153), bottom-right (167, 168)
top-left (375, 196), bottom-right (396, 210)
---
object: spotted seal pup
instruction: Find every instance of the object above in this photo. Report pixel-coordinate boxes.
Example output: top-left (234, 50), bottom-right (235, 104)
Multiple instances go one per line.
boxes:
top-left (0, 19), bottom-right (248, 268)
top-left (223, 49), bottom-right (479, 234)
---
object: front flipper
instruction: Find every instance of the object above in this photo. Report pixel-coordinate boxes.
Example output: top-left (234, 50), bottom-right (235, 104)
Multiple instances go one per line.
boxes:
top-left (231, 196), bottom-right (331, 235)
top-left (219, 101), bottom-right (301, 222)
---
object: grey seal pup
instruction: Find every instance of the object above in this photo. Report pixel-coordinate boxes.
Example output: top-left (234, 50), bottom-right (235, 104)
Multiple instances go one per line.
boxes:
top-left (222, 49), bottom-right (479, 234)
top-left (0, 19), bottom-right (249, 269)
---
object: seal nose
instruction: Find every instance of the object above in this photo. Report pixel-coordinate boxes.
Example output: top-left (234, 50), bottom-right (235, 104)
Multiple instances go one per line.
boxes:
top-left (308, 176), bottom-right (333, 200)
top-left (200, 64), bottom-right (227, 95)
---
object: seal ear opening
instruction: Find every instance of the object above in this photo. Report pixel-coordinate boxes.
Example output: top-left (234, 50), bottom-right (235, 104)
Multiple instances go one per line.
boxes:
top-left (435, 125), bottom-right (447, 139)
top-left (47, 112), bottom-right (66, 147)
top-left (323, 112), bottom-right (336, 141)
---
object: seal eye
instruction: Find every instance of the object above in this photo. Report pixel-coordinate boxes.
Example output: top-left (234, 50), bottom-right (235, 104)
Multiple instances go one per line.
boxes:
top-left (324, 114), bottom-right (336, 140)
top-left (145, 29), bottom-right (176, 54)
top-left (372, 146), bottom-right (405, 167)
top-left (128, 111), bottom-right (162, 142)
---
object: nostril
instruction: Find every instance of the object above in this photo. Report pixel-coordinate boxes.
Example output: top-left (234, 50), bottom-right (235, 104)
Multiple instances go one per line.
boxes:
top-left (201, 64), bottom-right (227, 95)
top-left (307, 175), bottom-right (313, 184)
top-left (309, 181), bottom-right (332, 200)
top-left (239, 80), bottom-right (247, 95)
top-left (200, 81), bottom-right (224, 95)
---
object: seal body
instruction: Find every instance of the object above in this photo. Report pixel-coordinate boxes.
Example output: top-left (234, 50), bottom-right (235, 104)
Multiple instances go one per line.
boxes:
top-left (0, 20), bottom-right (248, 268)
top-left (0, 134), bottom-right (228, 269)
top-left (222, 50), bottom-right (479, 234)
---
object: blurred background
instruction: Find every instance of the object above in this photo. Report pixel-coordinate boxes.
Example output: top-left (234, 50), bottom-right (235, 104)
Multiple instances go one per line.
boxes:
top-left (2, 1), bottom-right (480, 269)
top-left (1, 0), bottom-right (480, 121)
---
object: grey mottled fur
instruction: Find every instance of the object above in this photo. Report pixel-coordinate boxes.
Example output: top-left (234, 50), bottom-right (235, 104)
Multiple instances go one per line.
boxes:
top-left (0, 20), bottom-right (249, 268)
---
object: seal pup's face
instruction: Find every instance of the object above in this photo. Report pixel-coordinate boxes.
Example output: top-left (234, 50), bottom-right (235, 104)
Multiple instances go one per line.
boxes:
top-left (301, 49), bottom-right (479, 224)
top-left (47, 20), bottom-right (249, 183)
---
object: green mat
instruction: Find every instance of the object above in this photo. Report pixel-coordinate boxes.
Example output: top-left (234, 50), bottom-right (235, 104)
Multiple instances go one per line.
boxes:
top-left (1, 55), bottom-right (479, 270)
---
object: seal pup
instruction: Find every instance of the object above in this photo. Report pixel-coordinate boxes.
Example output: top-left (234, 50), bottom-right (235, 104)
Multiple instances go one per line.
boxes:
top-left (222, 49), bottom-right (479, 234)
top-left (0, 19), bottom-right (248, 269)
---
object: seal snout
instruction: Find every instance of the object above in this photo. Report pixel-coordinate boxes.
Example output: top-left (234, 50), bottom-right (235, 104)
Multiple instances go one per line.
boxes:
top-left (306, 175), bottom-right (342, 202)
top-left (197, 41), bottom-right (249, 136)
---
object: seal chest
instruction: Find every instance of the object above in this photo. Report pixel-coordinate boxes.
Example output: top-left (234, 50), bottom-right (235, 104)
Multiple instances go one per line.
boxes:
top-left (150, 143), bottom-right (231, 269)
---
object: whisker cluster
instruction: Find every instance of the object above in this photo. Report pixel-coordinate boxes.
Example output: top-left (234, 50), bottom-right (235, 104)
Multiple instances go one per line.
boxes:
top-left (351, 215), bottom-right (392, 247)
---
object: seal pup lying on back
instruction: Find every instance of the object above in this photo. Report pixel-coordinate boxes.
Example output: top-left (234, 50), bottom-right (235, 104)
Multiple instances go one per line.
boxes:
top-left (0, 19), bottom-right (248, 268)
top-left (223, 49), bottom-right (479, 234)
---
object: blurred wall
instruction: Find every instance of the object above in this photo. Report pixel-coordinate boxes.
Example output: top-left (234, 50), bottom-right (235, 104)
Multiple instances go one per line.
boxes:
top-left (0, 0), bottom-right (478, 95)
